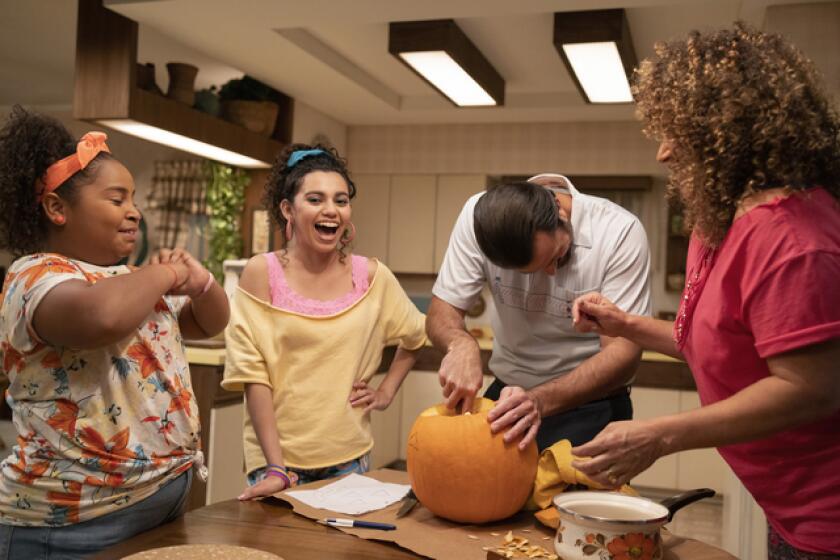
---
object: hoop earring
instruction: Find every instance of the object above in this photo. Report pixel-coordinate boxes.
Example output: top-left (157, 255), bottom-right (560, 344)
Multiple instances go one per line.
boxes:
top-left (285, 218), bottom-right (293, 241)
top-left (342, 222), bottom-right (356, 243)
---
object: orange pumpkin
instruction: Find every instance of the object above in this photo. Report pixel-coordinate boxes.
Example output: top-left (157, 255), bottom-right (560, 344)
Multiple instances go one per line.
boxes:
top-left (406, 398), bottom-right (539, 523)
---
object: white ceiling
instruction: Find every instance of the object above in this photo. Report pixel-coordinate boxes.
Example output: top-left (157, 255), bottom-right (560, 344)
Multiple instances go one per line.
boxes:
top-left (2, 0), bottom-right (839, 126)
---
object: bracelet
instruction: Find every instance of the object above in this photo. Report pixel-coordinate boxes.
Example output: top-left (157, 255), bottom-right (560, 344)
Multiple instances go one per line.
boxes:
top-left (265, 469), bottom-right (292, 488)
top-left (196, 271), bottom-right (215, 297)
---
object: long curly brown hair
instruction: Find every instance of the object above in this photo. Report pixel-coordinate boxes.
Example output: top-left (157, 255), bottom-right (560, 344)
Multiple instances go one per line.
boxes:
top-left (633, 22), bottom-right (840, 246)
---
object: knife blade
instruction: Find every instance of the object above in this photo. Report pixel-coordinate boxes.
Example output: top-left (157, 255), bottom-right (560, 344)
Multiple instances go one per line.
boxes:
top-left (395, 489), bottom-right (418, 518)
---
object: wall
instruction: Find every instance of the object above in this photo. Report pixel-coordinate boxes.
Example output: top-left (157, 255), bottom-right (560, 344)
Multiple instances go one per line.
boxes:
top-left (292, 101), bottom-right (348, 155)
top-left (346, 121), bottom-right (680, 314)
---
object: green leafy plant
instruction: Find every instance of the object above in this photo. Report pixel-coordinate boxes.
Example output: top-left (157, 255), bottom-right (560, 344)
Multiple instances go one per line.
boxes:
top-left (218, 75), bottom-right (276, 102)
top-left (204, 161), bottom-right (248, 282)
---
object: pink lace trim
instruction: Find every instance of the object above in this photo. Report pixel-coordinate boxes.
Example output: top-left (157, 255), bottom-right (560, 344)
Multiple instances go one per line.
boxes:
top-left (264, 252), bottom-right (369, 315)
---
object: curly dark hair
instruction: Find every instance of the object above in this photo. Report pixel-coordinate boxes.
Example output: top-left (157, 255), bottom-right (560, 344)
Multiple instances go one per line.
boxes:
top-left (263, 142), bottom-right (356, 251)
top-left (0, 106), bottom-right (115, 256)
top-left (633, 22), bottom-right (840, 246)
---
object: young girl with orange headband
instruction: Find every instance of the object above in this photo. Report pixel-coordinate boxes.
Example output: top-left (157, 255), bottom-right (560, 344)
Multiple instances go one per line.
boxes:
top-left (0, 107), bottom-right (229, 558)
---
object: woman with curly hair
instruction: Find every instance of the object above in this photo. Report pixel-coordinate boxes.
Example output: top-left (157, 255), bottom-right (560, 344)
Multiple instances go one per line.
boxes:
top-left (222, 144), bottom-right (426, 501)
top-left (569, 24), bottom-right (840, 557)
top-left (0, 107), bottom-right (229, 557)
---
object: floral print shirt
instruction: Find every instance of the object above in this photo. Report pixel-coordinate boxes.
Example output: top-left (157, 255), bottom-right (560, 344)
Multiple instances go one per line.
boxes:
top-left (0, 254), bottom-right (200, 526)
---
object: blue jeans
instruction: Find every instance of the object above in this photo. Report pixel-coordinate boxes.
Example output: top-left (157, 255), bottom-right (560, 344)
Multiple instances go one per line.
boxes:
top-left (484, 378), bottom-right (633, 451)
top-left (0, 469), bottom-right (192, 560)
top-left (247, 453), bottom-right (371, 487)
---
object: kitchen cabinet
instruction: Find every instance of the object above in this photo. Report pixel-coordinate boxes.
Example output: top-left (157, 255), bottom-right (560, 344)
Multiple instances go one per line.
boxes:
top-left (351, 174), bottom-right (392, 262)
top-left (434, 174), bottom-right (486, 271)
top-left (387, 175), bottom-right (438, 273)
top-left (351, 173), bottom-right (486, 273)
top-left (630, 387), bottom-right (680, 489)
top-left (369, 373), bottom-right (404, 469)
top-left (630, 387), bottom-right (732, 494)
top-left (187, 362), bottom-right (245, 510)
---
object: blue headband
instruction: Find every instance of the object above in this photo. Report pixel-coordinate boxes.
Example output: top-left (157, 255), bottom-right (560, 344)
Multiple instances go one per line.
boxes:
top-left (287, 149), bottom-right (326, 168)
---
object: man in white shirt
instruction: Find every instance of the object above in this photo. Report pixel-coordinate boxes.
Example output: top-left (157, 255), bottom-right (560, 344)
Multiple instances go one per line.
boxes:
top-left (428, 174), bottom-right (651, 450)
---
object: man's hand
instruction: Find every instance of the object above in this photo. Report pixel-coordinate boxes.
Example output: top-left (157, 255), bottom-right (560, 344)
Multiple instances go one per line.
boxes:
top-left (572, 292), bottom-right (628, 337)
top-left (438, 338), bottom-right (484, 414)
top-left (570, 419), bottom-right (667, 488)
top-left (487, 386), bottom-right (541, 450)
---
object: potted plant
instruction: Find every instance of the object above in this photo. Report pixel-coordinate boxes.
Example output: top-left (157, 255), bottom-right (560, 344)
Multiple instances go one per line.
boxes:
top-left (218, 76), bottom-right (279, 137)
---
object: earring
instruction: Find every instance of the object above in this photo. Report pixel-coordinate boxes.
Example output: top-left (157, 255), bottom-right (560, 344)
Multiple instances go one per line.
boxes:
top-left (342, 222), bottom-right (356, 243)
top-left (285, 218), bottom-right (293, 241)
top-left (54, 215), bottom-right (65, 225)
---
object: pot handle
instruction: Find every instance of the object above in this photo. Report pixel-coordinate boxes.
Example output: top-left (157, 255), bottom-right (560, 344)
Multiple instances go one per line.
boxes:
top-left (660, 488), bottom-right (716, 521)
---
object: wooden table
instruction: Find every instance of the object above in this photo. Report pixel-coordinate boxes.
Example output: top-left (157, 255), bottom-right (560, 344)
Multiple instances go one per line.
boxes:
top-left (95, 498), bottom-right (418, 559)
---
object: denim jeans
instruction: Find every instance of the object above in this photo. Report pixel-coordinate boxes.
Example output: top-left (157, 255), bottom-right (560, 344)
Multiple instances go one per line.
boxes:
top-left (484, 378), bottom-right (633, 451)
top-left (247, 452), bottom-right (371, 487)
top-left (0, 469), bottom-right (192, 560)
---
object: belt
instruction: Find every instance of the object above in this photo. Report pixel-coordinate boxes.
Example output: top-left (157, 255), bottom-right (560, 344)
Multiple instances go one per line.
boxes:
top-left (587, 384), bottom-right (631, 404)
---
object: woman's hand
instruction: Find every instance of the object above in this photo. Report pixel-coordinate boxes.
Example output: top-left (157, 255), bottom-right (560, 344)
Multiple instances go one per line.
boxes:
top-left (487, 385), bottom-right (541, 450)
top-left (150, 248), bottom-right (212, 298)
top-left (572, 292), bottom-right (628, 337)
top-left (237, 471), bottom-right (299, 501)
top-left (570, 419), bottom-right (669, 488)
top-left (349, 381), bottom-right (393, 413)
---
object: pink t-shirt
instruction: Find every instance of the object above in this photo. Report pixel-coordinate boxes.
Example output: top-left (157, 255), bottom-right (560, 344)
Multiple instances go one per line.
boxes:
top-left (678, 188), bottom-right (840, 553)
top-left (264, 252), bottom-right (369, 315)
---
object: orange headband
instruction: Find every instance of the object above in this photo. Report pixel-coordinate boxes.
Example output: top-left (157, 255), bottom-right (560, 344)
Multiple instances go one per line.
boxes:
top-left (38, 131), bottom-right (111, 202)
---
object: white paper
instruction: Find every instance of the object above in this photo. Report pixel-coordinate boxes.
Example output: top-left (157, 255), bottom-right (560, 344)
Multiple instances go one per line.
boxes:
top-left (284, 473), bottom-right (411, 515)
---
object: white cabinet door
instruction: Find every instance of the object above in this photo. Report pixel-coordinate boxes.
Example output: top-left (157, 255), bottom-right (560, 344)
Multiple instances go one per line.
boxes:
top-left (629, 387), bottom-right (680, 488)
top-left (676, 391), bottom-right (732, 494)
top-left (434, 175), bottom-right (486, 271)
top-left (387, 175), bottom-right (437, 273)
top-left (369, 373), bottom-right (404, 469)
top-left (207, 402), bottom-right (247, 505)
top-left (398, 371), bottom-right (495, 460)
top-left (351, 174), bottom-right (391, 263)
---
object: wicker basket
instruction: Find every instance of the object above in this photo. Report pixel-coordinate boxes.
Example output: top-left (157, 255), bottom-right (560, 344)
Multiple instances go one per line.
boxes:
top-left (220, 100), bottom-right (279, 136)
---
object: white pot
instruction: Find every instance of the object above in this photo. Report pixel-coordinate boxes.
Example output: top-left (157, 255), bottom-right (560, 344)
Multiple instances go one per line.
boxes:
top-left (553, 489), bottom-right (714, 560)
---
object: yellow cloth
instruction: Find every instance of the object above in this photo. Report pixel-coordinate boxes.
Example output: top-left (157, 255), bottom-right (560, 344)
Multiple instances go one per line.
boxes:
top-left (529, 439), bottom-right (637, 528)
top-left (222, 262), bottom-right (427, 471)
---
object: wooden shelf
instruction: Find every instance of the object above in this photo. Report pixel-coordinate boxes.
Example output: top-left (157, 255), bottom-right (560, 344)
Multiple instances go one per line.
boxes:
top-left (74, 0), bottom-right (288, 166)
top-left (129, 88), bottom-right (284, 164)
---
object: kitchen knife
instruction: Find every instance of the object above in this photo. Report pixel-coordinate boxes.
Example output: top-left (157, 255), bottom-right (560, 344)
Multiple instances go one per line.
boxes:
top-left (395, 489), bottom-right (418, 518)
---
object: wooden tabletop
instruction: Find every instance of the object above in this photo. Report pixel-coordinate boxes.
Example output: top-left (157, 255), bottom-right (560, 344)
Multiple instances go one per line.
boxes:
top-left (95, 498), bottom-right (419, 560)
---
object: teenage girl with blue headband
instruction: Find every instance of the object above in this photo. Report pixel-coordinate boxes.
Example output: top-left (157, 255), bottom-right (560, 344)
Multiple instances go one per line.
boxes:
top-left (0, 107), bottom-right (230, 557)
top-left (223, 143), bottom-right (427, 500)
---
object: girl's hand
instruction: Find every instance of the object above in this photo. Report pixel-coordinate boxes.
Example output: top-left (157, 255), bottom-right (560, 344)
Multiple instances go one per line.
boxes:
top-left (349, 381), bottom-right (392, 413)
top-left (237, 470), bottom-right (299, 501)
top-left (150, 248), bottom-right (212, 298)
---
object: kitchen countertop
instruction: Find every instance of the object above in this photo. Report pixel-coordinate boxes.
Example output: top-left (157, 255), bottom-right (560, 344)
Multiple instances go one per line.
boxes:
top-left (185, 332), bottom-right (695, 391)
